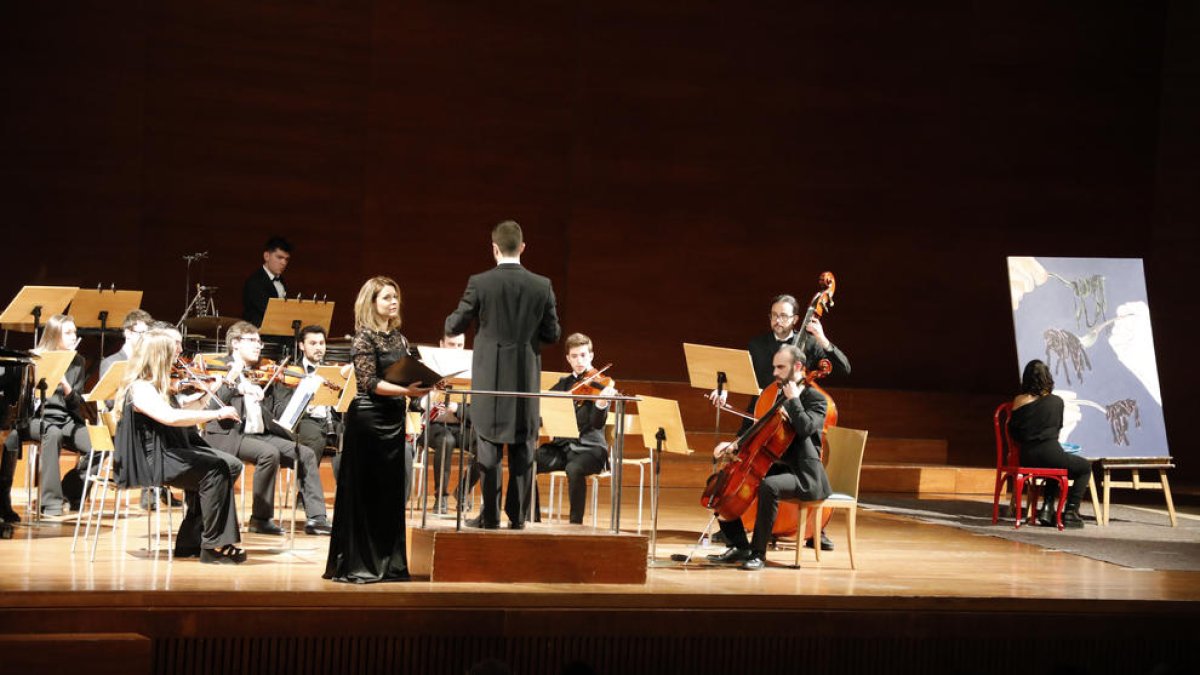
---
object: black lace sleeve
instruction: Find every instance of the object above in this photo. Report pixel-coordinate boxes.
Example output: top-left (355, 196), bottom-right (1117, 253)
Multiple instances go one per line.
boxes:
top-left (351, 329), bottom-right (409, 396)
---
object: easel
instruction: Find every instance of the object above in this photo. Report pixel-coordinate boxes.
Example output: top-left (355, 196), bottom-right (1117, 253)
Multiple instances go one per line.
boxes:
top-left (24, 350), bottom-right (75, 523)
top-left (1097, 456), bottom-right (1177, 527)
top-left (260, 298), bottom-right (334, 361)
top-left (682, 343), bottom-right (759, 431)
top-left (68, 289), bottom-right (143, 362)
top-left (633, 395), bottom-right (692, 564)
top-left (0, 286), bottom-right (79, 348)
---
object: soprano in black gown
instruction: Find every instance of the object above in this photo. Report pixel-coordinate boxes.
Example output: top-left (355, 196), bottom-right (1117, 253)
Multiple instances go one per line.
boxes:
top-left (324, 328), bottom-right (411, 583)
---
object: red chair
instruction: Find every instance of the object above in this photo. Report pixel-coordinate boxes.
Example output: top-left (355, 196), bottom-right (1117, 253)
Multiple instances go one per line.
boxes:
top-left (992, 402), bottom-right (1067, 530)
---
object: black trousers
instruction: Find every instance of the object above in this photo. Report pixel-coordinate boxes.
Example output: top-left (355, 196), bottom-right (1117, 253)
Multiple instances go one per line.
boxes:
top-left (423, 423), bottom-right (469, 497)
top-left (1022, 443), bottom-right (1092, 508)
top-left (535, 442), bottom-right (606, 524)
top-left (3, 418), bottom-right (92, 511)
top-left (475, 435), bottom-right (534, 526)
top-left (207, 432), bottom-right (327, 521)
top-left (161, 445), bottom-right (243, 550)
top-left (717, 467), bottom-right (813, 555)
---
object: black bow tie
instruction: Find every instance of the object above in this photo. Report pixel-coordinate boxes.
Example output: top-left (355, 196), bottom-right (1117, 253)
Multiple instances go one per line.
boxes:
top-left (272, 275), bottom-right (284, 284)
top-left (306, 364), bottom-right (316, 374)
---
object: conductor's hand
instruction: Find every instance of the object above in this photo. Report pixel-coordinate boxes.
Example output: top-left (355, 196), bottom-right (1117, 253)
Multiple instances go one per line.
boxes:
top-left (213, 406), bottom-right (240, 422)
top-left (706, 389), bottom-right (728, 408)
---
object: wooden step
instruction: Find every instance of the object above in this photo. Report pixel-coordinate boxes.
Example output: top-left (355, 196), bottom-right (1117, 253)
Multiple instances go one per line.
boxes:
top-left (860, 463), bottom-right (995, 496)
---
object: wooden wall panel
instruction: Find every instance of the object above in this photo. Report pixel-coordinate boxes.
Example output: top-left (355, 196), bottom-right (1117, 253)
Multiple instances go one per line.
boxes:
top-left (1, 1), bottom-right (1193, 478)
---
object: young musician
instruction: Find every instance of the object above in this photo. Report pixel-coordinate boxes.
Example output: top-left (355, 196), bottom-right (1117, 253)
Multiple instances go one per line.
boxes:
top-left (707, 345), bottom-right (831, 570)
top-left (1, 314), bottom-right (92, 517)
top-left (242, 236), bottom-right (292, 328)
top-left (112, 329), bottom-right (247, 564)
top-left (445, 220), bottom-right (561, 530)
top-left (202, 321), bottom-right (332, 535)
top-left (98, 309), bottom-right (153, 379)
top-left (273, 324), bottom-right (348, 485)
top-left (534, 333), bottom-right (616, 525)
top-left (325, 276), bottom-right (433, 583)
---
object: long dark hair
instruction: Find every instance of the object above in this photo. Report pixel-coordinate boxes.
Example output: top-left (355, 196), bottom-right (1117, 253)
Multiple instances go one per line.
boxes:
top-left (1020, 359), bottom-right (1054, 396)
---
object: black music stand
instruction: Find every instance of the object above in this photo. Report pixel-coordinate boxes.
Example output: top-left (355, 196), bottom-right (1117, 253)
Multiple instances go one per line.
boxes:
top-left (69, 288), bottom-right (143, 363)
top-left (683, 342), bottom-right (759, 432)
top-left (632, 395), bottom-right (693, 564)
top-left (260, 298), bottom-right (334, 360)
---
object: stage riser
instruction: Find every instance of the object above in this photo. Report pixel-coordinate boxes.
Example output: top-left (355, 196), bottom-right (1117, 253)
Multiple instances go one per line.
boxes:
top-left (409, 527), bottom-right (648, 583)
top-left (1, 607), bottom-right (1192, 675)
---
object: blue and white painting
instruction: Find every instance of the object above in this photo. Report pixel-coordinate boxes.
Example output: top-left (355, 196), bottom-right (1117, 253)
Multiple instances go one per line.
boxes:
top-left (1008, 256), bottom-right (1168, 459)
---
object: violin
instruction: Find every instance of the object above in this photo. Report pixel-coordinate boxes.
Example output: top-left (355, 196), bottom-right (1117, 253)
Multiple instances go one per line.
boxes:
top-left (568, 364), bottom-right (622, 397)
top-left (193, 355), bottom-right (341, 391)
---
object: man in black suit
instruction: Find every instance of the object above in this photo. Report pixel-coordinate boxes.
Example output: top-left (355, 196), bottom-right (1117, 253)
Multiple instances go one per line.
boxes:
top-left (242, 236), bottom-right (292, 328)
top-left (270, 324), bottom-right (345, 484)
top-left (533, 332), bottom-right (615, 525)
top-left (707, 345), bottom-right (831, 571)
top-left (202, 321), bottom-right (331, 536)
top-left (445, 220), bottom-right (560, 530)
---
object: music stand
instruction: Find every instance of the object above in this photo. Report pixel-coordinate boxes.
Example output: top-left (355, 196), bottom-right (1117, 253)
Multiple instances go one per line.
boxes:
top-left (540, 370), bottom-right (569, 391)
top-left (85, 361), bottom-right (127, 408)
top-left (634, 395), bottom-right (693, 563)
top-left (0, 286), bottom-right (79, 347)
top-left (270, 375), bottom-right (327, 551)
top-left (70, 289), bottom-right (143, 362)
top-left (27, 350), bottom-right (76, 523)
top-left (683, 343), bottom-right (759, 432)
top-left (260, 298), bottom-right (334, 358)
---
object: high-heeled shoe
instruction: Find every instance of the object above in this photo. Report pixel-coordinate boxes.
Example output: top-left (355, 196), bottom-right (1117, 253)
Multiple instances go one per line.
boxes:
top-left (201, 545), bottom-right (248, 565)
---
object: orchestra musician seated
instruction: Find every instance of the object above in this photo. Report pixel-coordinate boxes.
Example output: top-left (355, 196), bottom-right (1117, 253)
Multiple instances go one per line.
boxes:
top-left (533, 333), bottom-right (616, 525)
top-left (202, 321), bottom-right (332, 536)
top-left (411, 331), bottom-right (479, 514)
top-left (112, 328), bottom-right (247, 564)
top-left (2, 314), bottom-right (94, 518)
top-left (273, 324), bottom-right (349, 485)
top-left (707, 345), bottom-right (831, 570)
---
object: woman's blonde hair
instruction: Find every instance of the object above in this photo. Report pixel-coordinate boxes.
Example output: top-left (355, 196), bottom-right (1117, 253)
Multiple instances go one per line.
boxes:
top-left (114, 329), bottom-right (176, 419)
top-left (354, 276), bottom-right (402, 332)
top-left (37, 314), bottom-right (75, 351)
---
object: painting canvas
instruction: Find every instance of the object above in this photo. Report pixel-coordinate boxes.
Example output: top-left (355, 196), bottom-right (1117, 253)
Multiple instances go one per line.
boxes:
top-left (1007, 257), bottom-right (1168, 459)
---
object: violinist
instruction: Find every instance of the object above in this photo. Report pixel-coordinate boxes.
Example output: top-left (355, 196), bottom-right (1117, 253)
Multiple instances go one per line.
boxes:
top-left (202, 321), bottom-right (332, 536)
top-left (411, 331), bottom-right (477, 514)
top-left (707, 345), bottom-right (831, 570)
top-left (112, 328), bottom-right (247, 564)
top-left (273, 324), bottom-right (346, 485)
top-left (533, 333), bottom-right (615, 525)
top-left (2, 314), bottom-right (93, 518)
top-left (707, 293), bottom-right (849, 551)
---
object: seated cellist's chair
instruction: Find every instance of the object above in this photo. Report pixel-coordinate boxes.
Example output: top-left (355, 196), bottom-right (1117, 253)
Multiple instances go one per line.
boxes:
top-left (789, 426), bottom-right (868, 569)
top-left (992, 402), bottom-right (1067, 530)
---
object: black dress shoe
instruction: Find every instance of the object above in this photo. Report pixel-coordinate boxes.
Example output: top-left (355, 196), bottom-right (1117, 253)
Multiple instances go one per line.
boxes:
top-left (173, 547), bottom-right (201, 559)
top-left (248, 518), bottom-right (284, 535)
top-left (706, 547), bottom-right (752, 564)
top-left (305, 517), bottom-right (333, 535)
top-left (804, 532), bottom-right (836, 551)
top-left (1, 509), bottom-right (20, 524)
top-left (466, 516), bottom-right (499, 530)
top-left (741, 556), bottom-right (766, 571)
top-left (161, 490), bottom-right (183, 507)
top-left (508, 521), bottom-right (525, 530)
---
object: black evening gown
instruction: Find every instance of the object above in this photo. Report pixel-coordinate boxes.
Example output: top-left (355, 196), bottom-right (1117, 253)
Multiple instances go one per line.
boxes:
top-left (324, 329), bottom-right (411, 583)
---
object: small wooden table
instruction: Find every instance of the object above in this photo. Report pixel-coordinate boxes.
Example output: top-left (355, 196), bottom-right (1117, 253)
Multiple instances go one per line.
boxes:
top-left (1097, 457), bottom-right (1176, 527)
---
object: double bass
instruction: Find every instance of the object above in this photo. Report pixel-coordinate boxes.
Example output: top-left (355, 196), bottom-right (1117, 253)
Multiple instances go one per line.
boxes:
top-left (701, 272), bottom-right (839, 542)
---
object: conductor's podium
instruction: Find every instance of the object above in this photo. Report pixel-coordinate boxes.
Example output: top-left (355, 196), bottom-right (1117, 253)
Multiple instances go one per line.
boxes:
top-left (409, 521), bottom-right (648, 584)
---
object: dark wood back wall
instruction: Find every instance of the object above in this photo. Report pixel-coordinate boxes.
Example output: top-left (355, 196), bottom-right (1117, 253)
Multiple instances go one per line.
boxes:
top-left (3, 2), bottom-right (1196, 478)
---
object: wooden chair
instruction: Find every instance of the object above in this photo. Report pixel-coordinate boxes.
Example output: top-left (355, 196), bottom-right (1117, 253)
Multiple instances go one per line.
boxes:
top-left (789, 426), bottom-right (868, 569)
top-left (992, 402), bottom-right (1067, 530)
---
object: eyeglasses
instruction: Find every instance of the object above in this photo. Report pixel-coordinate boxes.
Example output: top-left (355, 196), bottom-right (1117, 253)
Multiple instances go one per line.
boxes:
top-left (769, 313), bottom-right (796, 322)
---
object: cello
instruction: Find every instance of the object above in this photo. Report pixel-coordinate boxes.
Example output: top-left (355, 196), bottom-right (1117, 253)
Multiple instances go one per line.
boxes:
top-left (701, 272), bottom-right (839, 542)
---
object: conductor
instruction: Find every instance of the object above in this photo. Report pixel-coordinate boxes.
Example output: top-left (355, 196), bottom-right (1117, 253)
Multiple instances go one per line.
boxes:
top-left (446, 220), bottom-right (560, 530)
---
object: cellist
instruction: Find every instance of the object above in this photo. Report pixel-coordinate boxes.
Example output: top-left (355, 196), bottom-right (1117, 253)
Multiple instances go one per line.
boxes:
top-left (707, 345), bottom-right (831, 571)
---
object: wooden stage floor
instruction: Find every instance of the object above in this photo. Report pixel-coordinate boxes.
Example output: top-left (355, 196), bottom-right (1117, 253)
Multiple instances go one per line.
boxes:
top-left (3, 487), bottom-right (1199, 674)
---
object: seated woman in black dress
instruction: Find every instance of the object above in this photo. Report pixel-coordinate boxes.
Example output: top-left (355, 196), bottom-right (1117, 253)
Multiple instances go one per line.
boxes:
top-left (324, 276), bottom-right (433, 583)
top-left (1009, 359), bottom-right (1091, 529)
top-left (113, 329), bottom-right (248, 563)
